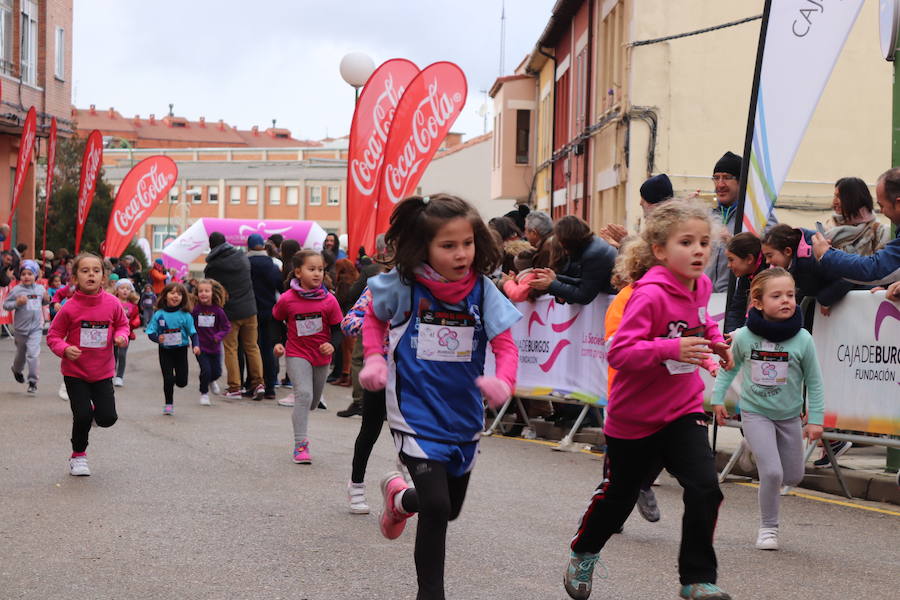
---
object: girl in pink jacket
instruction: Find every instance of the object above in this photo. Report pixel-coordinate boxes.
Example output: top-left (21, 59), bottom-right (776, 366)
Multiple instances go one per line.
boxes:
top-left (47, 253), bottom-right (130, 478)
top-left (563, 200), bottom-right (734, 600)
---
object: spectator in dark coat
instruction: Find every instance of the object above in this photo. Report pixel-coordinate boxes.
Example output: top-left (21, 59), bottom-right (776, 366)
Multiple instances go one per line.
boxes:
top-left (204, 232), bottom-right (264, 399)
top-left (528, 215), bottom-right (617, 304)
top-left (247, 233), bottom-right (283, 398)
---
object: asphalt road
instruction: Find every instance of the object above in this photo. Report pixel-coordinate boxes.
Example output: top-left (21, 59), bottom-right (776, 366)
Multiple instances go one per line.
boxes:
top-left (1, 336), bottom-right (897, 600)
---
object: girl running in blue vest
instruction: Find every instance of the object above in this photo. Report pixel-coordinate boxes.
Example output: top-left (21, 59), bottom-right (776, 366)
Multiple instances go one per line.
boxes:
top-left (360, 194), bottom-right (521, 600)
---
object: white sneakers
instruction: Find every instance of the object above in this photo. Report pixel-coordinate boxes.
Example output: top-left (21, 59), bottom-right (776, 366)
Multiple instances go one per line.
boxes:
top-left (348, 482), bottom-right (370, 514)
top-left (756, 527), bottom-right (779, 550)
top-left (210, 380), bottom-right (221, 395)
top-left (58, 383), bottom-right (69, 401)
top-left (199, 394), bottom-right (211, 406)
top-left (112, 377), bottom-right (124, 387)
top-left (277, 394), bottom-right (295, 407)
top-left (69, 456), bottom-right (91, 476)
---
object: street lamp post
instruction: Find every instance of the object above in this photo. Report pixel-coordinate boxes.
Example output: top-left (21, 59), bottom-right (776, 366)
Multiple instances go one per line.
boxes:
top-left (340, 52), bottom-right (375, 104)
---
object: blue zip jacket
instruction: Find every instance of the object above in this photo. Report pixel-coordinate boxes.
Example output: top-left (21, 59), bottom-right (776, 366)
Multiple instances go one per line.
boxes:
top-left (818, 233), bottom-right (900, 285)
top-left (146, 308), bottom-right (198, 348)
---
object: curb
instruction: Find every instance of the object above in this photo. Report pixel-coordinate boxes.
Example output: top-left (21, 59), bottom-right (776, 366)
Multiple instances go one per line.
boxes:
top-left (715, 451), bottom-right (900, 507)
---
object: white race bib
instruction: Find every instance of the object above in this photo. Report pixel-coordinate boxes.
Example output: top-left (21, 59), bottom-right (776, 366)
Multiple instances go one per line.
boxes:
top-left (197, 314), bottom-right (215, 328)
top-left (295, 313), bottom-right (323, 336)
top-left (416, 310), bottom-right (475, 363)
top-left (26, 295), bottom-right (41, 311)
top-left (80, 321), bottom-right (109, 348)
top-left (663, 359), bottom-right (698, 375)
top-left (160, 329), bottom-right (182, 347)
top-left (750, 348), bottom-right (789, 386)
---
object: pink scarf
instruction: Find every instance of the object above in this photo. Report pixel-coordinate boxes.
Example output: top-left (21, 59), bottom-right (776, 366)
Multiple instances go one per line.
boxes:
top-left (290, 278), bottom-right (329, 300)
top-left (414, 264), bottom-right (477, 305)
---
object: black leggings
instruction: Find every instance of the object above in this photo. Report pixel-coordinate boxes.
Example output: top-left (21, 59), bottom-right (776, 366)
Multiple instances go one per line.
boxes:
top-left (65, 376), bottom-right (117, 453)
top-left (350, 389), bottom-right (387, 483)
top-left (571, 413), bottom-right (723, 585)
top-left (399, 455), bottom-right (472, 600)
top-left (159, 346), bottom-right (189, 404)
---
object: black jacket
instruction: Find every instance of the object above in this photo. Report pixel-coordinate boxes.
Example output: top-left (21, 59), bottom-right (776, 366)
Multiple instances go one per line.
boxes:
top-left (247, 250), bottom-right (283, 315)
top-left (791, 228), bottom-right (857, 308)
top-left (548, 235), bottom-right (617, 304)
top-left (204, 243), bottom-right (257, 321)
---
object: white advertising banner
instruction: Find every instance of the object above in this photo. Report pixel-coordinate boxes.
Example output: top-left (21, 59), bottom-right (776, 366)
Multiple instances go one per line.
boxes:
top-left (507, 294), bottom-right (612, 405)
top-left (741, 0), bottom-right (865, 234)
top-left (811, 291), bottom-right (900, 436)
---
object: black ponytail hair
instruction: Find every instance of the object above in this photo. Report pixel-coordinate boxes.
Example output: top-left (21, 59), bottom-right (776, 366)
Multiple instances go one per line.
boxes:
top-left (761, 224), bottom-right (802, 254)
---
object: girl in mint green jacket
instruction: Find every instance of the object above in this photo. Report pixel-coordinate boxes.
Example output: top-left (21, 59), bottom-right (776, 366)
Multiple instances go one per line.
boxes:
top-left (712, 267), bottom-right (825, 552)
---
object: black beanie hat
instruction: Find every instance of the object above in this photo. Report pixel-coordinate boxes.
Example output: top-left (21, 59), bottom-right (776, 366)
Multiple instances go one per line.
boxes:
top-left (209, 232), bottom-right (226, 249)
top-left (714, 151), bottom-right (742, 178)
top-left (639, 173), bottom-right (674, 205)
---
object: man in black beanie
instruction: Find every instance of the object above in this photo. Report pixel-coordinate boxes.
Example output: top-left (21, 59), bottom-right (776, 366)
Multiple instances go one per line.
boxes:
top-left (706, 151), bottom-right (777, 292)
top-left (600, 173), bottom-right (675, 248)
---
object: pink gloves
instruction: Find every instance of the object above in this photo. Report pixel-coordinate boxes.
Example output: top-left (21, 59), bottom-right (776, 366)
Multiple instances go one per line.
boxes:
top-left (360, 355), bottom-right (388, 391)
top-left (476, 376), bottom-right (511, 410)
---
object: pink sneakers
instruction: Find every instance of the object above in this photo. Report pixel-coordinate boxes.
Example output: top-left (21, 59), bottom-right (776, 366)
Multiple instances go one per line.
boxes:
top-left (379, 471), bottom-right (411, 540)
top-left (293, 440), bottom-right (311, 464)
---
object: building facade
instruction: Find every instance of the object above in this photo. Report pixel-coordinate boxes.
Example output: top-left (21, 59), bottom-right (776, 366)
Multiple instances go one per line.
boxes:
top-left (492, 0), bottom-right (892, 233)
top-left (0, 0), bottom-right (73, 253)
top-left (419, 132), bottom-right (500, 220)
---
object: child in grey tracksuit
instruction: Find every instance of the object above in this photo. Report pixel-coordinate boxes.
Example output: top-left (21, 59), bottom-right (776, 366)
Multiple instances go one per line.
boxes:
top-left (4, 260), bottom-right (49, 392)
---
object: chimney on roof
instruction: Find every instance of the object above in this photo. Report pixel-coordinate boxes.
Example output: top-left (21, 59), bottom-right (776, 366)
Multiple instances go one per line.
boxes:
top-left (89, 104), bottom-right (96, 115)
top-left (133, 114), bottom-right (141, 126)
top-left (272, 119), bottom-right (277, 128)
top-left (108, 107), bottom-right (115, 118)
top-left (149, 114), bottom-right (156, 125)
top-left (168, 103), bottom-right (174, 117)
top-left (252, 126), bottom-right (259, 136)
top-left (217, 119), bottom-right (225, 131)
top-left (71, 107), bottom-right (77, 117)
top-left (199, 116), bottom-right (206, 127)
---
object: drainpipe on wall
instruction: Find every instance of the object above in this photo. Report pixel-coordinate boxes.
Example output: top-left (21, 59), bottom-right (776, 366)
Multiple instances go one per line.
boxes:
top-left (538, 47), bottom-right (557, 208)
top-left (582, 0), bottom-right (594, 222)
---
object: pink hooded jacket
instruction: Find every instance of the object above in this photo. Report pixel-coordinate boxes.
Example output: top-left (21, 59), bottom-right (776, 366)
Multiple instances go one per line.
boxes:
top-left (604, 265), bottom-right (724, 439)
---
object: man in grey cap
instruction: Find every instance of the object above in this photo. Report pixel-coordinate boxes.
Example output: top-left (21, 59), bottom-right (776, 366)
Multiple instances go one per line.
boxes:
top-left (705, 151), bottom-right (778, 293)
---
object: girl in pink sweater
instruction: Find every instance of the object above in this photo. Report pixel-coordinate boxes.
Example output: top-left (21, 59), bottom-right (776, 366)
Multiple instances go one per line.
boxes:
top-left (47, 253), bottom-right (130, 477)
top-left (563, 200), bottom-right (733, 600)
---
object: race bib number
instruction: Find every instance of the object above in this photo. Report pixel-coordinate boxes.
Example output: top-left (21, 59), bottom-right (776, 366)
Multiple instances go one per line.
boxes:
top-left (750, 348), bottom-right (789, 386)
top-left (160, 329), bottom-right (182, 347)
top-left (416, 310), bottom-right (474, 362)
top-left (663, 359), bottom-right (698, 375)
top-left (80, 321), bottom-right (109, 348)
top-left (26, 295), bottom-right (41, 311)
top-left (295, 313), bottom-right (323, 336)
top-left (197, 314), bottom-right (215, 328)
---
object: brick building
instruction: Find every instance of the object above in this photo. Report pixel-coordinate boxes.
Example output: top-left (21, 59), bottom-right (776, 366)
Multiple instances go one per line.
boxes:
top-left (0, 0), bottom-right (74, 253)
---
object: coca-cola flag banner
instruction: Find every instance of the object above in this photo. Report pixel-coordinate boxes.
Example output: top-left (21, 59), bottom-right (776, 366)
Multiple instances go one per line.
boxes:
top-left (346, 58), bottom-right (419, 257)
top-left (75, 130), bottom-right (103, 253)
top-left (374, 61), bottom-right (467, 238)
top-left (6, 106), bottom-right (37, 248)
top-left (104, 155), bottom-right (178, 258)
top-left (41, 117), bottom-right (58, 267)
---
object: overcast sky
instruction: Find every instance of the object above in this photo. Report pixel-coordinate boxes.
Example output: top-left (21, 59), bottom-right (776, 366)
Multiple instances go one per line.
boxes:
top-left (72, 0), bottom-right (553, 142)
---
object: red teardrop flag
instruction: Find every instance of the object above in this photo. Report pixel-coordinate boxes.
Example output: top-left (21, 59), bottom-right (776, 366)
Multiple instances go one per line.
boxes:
top-left (346, 58), bottom-right (419, 258)
top-left (373, 62), bottom-right (467, 238)
top-left (104, 156), bottom-right (178, 258)
top-left (75, 130), bottom-right (103, 253)
top-left (5, 106), bottom-right (37, 249)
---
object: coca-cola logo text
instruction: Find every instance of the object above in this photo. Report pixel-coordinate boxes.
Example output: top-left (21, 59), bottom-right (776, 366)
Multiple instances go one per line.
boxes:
top-left (349, 74), bottom-right (406, 196)
top-left (78, 142), bottom-right (102, 224)
top-left (112, 164), bottom-right (175, 235)
top-left (13, 122), bottom-right (35, 201)
top-left (383, 78), bottom-right (463, 204)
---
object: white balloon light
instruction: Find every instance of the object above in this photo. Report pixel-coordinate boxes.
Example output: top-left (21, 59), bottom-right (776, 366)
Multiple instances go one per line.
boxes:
top-left (340, 52), bottom-right (375, 88)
